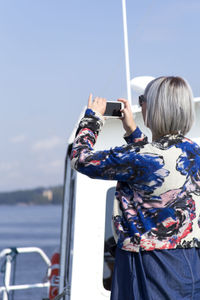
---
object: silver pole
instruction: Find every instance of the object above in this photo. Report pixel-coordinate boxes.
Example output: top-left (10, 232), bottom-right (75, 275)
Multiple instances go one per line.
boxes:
top-left (59, 156), bottom-right (71, 296)
top-left (122, 0), bottom-right (132, 103)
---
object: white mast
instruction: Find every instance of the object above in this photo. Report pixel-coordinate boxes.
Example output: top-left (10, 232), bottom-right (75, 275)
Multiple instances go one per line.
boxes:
top-left (122, 0), bottom-right (132, 103)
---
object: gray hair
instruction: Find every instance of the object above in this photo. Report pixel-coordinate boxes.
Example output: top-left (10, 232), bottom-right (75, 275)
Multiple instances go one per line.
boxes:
top-left (144, 76), bottom-right (195, 138)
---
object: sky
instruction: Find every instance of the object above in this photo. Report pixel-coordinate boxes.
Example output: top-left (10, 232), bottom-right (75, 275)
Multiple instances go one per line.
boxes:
top-left (0, 0), bottom-right (200, 192)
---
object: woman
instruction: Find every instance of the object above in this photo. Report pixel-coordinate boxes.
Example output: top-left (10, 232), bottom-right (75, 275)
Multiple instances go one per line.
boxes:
top-left (71, 76), bottom-right (200, 299)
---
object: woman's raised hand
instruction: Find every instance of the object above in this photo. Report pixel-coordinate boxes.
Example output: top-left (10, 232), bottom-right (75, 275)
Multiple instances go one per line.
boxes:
top-left (118, 98), bottom-right (136, 136)
top-left (87, 93), bottom-right (107, 116)
top-left (87, 95), bottom-right (136, 135)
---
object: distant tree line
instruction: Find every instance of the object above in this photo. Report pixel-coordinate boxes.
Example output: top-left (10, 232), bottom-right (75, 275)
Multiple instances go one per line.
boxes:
top-left (0, 185), bottom-right (63, 205)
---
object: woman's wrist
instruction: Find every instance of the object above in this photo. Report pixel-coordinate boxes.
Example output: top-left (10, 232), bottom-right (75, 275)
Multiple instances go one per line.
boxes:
top-left (125, 124), bottom-right (137, 136)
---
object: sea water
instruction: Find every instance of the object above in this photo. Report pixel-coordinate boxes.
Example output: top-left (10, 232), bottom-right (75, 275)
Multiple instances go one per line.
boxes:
top-left (0, 205), bottom-right (61, 300)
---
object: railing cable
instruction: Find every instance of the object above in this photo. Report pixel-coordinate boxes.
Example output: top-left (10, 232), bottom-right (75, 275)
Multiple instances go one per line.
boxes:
top-left (53, 285), bottom-right (70, 300)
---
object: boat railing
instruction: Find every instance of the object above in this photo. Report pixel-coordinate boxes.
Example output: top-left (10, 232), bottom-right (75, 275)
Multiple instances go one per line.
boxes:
top-left (0, 247), bottom-right (51, 300)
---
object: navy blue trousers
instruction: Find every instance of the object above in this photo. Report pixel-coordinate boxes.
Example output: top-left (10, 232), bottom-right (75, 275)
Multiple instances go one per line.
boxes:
top-left (111, 247), bottom-right (200, 300)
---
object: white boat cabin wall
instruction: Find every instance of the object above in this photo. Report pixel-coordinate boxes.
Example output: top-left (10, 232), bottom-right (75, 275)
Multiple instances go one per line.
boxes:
top-left (59, 99), bottom-right (200, 300)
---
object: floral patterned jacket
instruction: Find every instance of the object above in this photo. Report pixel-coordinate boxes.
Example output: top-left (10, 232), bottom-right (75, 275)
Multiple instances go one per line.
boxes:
top-left (71, 108), bottom-right (200, 252)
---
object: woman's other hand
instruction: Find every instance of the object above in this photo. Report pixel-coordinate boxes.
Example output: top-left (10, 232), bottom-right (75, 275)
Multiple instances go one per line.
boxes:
top-left (87, 93), bottom-right (107, 116)
top-left (118, 98), bottom-right (136, 136)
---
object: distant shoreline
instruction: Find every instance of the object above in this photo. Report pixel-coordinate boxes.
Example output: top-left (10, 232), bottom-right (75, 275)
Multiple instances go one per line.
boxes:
top-left (0, 185), bottom-right (63, 205)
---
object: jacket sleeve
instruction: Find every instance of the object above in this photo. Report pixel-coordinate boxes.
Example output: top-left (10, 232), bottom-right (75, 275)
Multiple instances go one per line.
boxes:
top-left (70, 109), bottom-right (149, 181)
top-left (124, 127), bottom-right (148, 145)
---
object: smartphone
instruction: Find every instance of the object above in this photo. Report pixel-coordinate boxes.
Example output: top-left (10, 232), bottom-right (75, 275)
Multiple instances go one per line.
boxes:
top-left (104, 102), bottom-right (122, 117)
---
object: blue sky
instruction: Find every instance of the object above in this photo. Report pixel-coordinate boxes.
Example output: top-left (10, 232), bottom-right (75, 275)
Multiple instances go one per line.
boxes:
top-left (0, 0), bottom-right (200, 191)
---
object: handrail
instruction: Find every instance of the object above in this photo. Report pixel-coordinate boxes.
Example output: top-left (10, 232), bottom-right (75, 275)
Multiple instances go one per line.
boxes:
top-left (0, 247), bottom-right (51, 300)
top-left (0, 282), bottom-right (49, 292)
top-left (0, 247), bottom-right (51, 266)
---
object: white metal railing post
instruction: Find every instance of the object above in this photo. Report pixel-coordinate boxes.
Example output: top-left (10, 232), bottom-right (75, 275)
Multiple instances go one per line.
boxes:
top-left (122, 0), bottom-right (132, 104)
top-left (3, 254), bottom-right (12, 300)
top-left (0, 247), bottom-right (51, 298)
